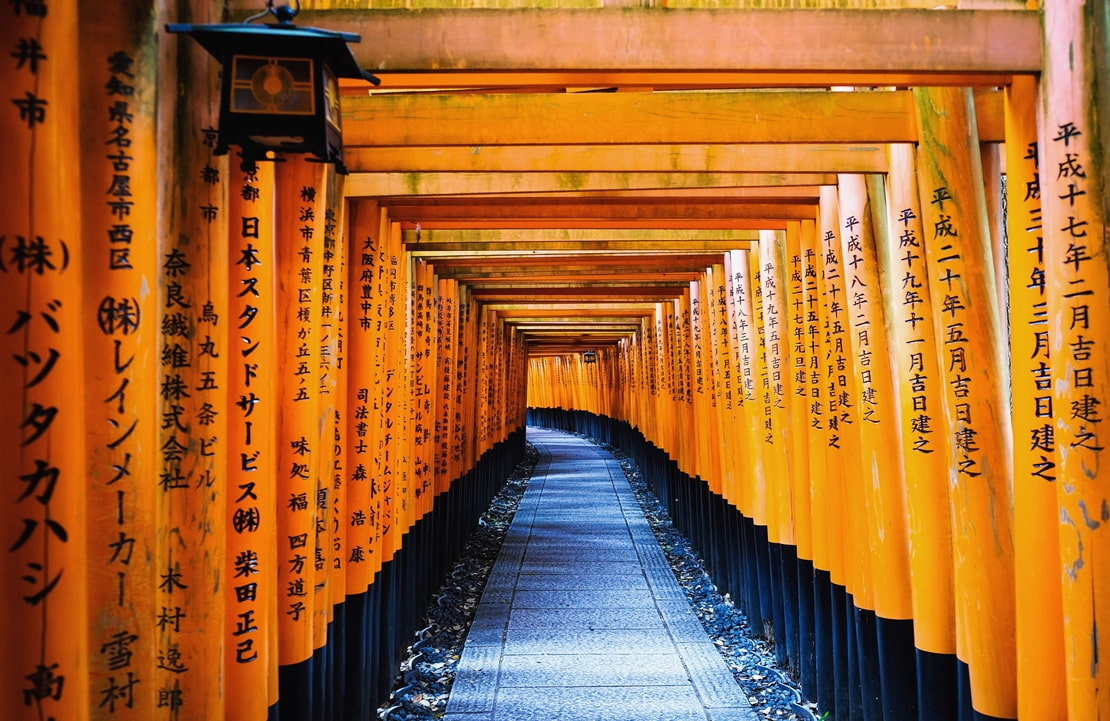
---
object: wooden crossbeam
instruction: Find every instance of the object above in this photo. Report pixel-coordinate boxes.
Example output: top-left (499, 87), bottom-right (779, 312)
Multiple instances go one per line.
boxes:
top-left (407, 228), bottom-right (761, 244)
top-left (443, 273), bottom-right (708, 285)
top-left (385, 199), bottom-right (815, 222)
top-left (412, 240), bottom-right (750, 253)
top-left (467, 281), bottom-right (693, 289)
top-left (273, 9), bottom-right (1039, 76)
top-left (471, 287), bottom-right (687, 299)
top-left (342, 89), bottom-right (1004, 146)
top-left (488, 304), bottom-right (657, 313)
top-left (345, 172), bottom-right (830, 198)
top-left (425, 253), bottom-right (723, 273)
top-left (338, 69), bottom-right (1016, 92)
top-left (408, 219), bottom-right (792, 230)
top-left (510, 323), bottom-right (646, 329)
top-left (343, 144), bottom-right (889, 174)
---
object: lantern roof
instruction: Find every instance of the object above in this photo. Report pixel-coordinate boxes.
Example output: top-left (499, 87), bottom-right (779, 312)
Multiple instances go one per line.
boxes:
top-left (166, 21), bottom-right (380, 85)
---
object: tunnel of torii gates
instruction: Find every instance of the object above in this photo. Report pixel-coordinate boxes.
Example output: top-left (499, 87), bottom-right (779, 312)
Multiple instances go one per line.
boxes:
top-left (2, 1), bottom-right (1110, 721)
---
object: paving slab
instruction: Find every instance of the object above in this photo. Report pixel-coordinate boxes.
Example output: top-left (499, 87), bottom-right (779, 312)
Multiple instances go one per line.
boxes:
top-left (496, 652), bottom-right (690, 687)
top-left (508, 606), bottom-right (663, 631)
top-left (446, 427), bottom-right (758, 721)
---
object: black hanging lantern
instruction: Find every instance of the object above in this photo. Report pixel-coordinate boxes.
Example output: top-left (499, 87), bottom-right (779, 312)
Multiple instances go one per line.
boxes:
top-left (167, 2), bottom-right (379, 173)
top-left (582, 350), bottom-right (598, 364)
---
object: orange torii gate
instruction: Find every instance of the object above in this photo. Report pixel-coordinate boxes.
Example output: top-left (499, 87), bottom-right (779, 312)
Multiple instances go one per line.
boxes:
top-left (3, 3), bottom-right (1108, 721)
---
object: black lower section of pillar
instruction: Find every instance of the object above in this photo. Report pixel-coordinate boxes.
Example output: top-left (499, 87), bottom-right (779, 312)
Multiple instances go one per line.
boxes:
top-left (525, 408), bottom-right (1022, 721)
top-left (853, 606), bottom-right (882, 721)
top-left (272, 426), bottom-right (526, 720)
top-left (278, 656), bottom-right (313, 721)
top-left (342, 591), bottom-right (369, 721)
top-left (780, 547), bottom-right (800, 679)
top-left (917, 647), bottom-right (959, 721)
top-left (796, 557), bottom-right (816, 701)
top-left (313, 637), bottom-right (329, 721)
top-left (524, 410), bottom-right (959, 721)
top-left (812, 568), bottom-right (835, 718)
top-left (875, 616), bottom-right (917, 721)
top-left (829, 583), bottom-right (852, 719)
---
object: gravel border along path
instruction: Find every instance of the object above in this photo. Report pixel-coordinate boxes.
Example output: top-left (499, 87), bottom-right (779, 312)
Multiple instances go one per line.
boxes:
top-left (378, 436), bottom-right (820, 721)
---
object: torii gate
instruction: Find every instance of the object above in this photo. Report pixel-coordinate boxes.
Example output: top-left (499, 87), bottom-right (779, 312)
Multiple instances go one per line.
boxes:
top-left (1, 2), bottom-right (1106, 721)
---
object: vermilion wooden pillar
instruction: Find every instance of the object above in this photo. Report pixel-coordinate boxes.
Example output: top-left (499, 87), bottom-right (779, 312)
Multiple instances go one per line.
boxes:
top-left (157, 5), bottom-right (230, 717)
top-left (225, 161), bottom-right (277, 721)
top-left (883, 143), bottom-right (958, 721)
top-left (786, 223), bottom-right (813, 570)
top-left (342, 199), bottom-right (385, 720)
top-left (1, 5), bottom-right (91, 720)
top-left (758, 231), bottom-right (794, 551)
top-left (1005, 74), bottom-right (1067, 721)
top-left (79, 2), bottom-right (160, 718)
top-left (1041, 4), bottom-right (1110, 718)
top-left (274, 154), bottom-right (326, 718)
top-left (913, 85), bottom-right (1016, 721)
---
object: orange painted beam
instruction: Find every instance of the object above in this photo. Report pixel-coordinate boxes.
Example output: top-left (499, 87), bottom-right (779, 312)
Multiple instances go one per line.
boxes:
top-left (403, 219), bottom-right (795, 230)
top-left (342, 89), bottom-right (1004, 146)
top-left (273, 8), bottom-right (1040, 75)
top-left (345, 172), bottom-right (828, 198)
top-left (383, 199), bottom-right (816, 221)
top-left (340, 69), bottom-right (1016, 92)
top-left (344, 144), bottom-right (889, 174)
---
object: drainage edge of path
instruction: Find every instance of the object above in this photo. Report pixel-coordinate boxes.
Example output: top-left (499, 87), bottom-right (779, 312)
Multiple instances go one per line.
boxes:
top-left (378, 435), bottom-right (818, 721)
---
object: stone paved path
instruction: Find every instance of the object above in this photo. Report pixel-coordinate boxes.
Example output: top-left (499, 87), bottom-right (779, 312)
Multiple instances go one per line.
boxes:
top-left (444, 427), bottom-right (758, 721)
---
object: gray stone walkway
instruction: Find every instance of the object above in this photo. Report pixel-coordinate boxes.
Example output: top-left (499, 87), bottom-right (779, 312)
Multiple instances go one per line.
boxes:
top-left (445, 427), bottom-right (758, 721)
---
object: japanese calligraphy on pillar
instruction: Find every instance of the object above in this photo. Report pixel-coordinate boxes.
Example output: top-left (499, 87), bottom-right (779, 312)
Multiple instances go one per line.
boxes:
top-left (913, 85), bottom-right (1016, 718)
top-left (838, 175), bottom-right (913, 622)
top-left (927, 186), bottom-right (983, 478)
top-left (1040, 4), bottom-right (1110, 712)
top-left (157, 104), bottom-right (229, 717)
top-left (802, 222), bottom-right (833, 575)
top-left (759, 234), bottom-right (787, 445)
top-left (377, 231), bottom-right (402, 556)
top-left (1003, 75), bottom-right (1069, 719)
top-left (656, 306), bottom-right (667, 401)
top-left (802, 241), bottom-right (822, 434)
top-left (346, 205), bottom-right (378, 581)
top-left (679, 296), bottom-right (691, 407)
top-left (309, 180), bottom-right (338, 650)
top-left (691, 287), bottom-right (704, 398)
top-left (1011, 140), bottom-right (1054, 480)
top-left (323, 183), bottom-right (347, 613)
top-left (715, 266), bottom-right (733, 413)
top-left (3, 5), bottom-right (91, 719)
top-left (731, 252), bottom-right (755, 408)
top-left (454, 295), bottom-right (472, 472)
top-left (437, 284), bottom-right (456, 488)
top-left (890, 201), bottom-right (941, 456)
top-left (758, 231), bottom-right (794, 545)
top-left (790, 245), bottom-right (807, 415)
top-left (821, 224), bottom-right (853, 450)
top-left (84, 37), bottom-right (158, 719)
top-left (226, 162), bottom-right (274, 702)
top-left (412, 262), bottom-right (434, 504)
top-left (1046, 121), bottom-right (1107, 505)
top-left (275, 161), bottom-right (324, 666)
top-left (841, 211), bottom-right (879, 425)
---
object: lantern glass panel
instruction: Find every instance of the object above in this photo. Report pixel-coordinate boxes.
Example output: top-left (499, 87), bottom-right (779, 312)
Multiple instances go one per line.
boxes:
top-left (323, 66), bottom-right (341, 132)
top-left (230, 55), bottom-right (315, 115)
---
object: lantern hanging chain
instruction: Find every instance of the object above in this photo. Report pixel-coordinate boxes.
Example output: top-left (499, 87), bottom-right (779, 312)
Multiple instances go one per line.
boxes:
top-left (242, 0), bottom-right (301, 25)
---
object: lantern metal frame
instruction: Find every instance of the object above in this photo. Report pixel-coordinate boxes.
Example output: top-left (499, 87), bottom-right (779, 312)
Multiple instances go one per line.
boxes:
top-left (167, 1), bottom-right (379, 173)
